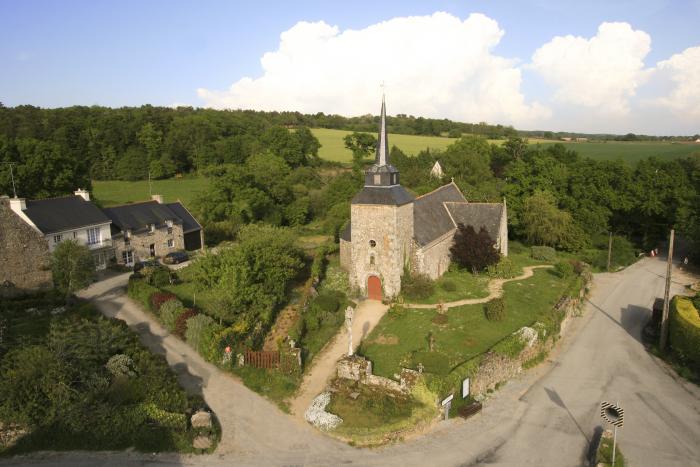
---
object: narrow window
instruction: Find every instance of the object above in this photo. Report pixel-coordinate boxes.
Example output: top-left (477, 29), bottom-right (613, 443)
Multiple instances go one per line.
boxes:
top-left (373, 174), bottom-right (381, 185)
top-left (86, 227), bottom-right (101, 245)
top-left (167, 239), bottom-right (174, 248)
top-left (370, 255), bottom-right (375, 266)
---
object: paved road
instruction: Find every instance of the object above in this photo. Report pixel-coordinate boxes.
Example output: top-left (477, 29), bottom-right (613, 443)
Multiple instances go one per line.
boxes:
top-left (3, 256), bottom-right (699, 466)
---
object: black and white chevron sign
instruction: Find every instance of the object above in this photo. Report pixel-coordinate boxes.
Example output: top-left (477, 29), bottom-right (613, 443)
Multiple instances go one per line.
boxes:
top-left (600, 401), bottom-right (624, 427)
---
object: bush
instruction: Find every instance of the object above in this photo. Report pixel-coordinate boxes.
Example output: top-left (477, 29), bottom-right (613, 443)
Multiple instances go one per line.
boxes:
top-left (151, 292), bottom-right (177, 313)
top-left (440, 280), bottom-right (457, 292)
top-left (127, 278), bottom-right (160, 310)
top-left (402, 273), bottom-right (435, 301)
top-left (485, 298), bottom-right (506, 321)
top-left (313, 291), bottom-right (340, 313)
top-left (160, 300), bottom-right (185, 332)
top-left (141, 266), bottom-right (172, 287)
top-left (185, 314), bottom-right (216, 355)
top-left (175, 308), bottom-right (198, 339)
top-left (531, 246), bottom-right (557, 262)
top-left (554, 261), bottom-right (574, 278)
top-left (669, 297), bottom-right (700, 368)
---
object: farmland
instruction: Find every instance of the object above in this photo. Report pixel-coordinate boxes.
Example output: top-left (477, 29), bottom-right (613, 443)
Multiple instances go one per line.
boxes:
top-left (311, 128), bottom-right (700, 165)
top-left (92, 177), bottom-right (210, 208)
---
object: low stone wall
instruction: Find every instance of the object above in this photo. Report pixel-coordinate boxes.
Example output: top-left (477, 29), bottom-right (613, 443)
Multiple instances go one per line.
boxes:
top-left (336, 355), bottom-right (420, 394)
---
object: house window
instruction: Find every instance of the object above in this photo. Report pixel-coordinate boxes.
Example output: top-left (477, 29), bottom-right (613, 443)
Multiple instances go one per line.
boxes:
top-left (167, 239), bottom-right (174, 248)
top-left (72, 231), bottom-right (77, 239)
top-left (86, 227), bottom-right (101, 245)
top-left (167, 227), bottom-right (173, 234)
top-left (373, 174), bottom-right (381, 185)
top-left (53, 234), bottom-right (62, 244)
top-left (122, 250), bottom-right (134, 265)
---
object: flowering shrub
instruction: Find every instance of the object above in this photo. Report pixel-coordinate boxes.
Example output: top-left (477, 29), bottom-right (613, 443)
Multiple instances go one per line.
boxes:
top-left (106, 354), bottom-right (136, 378)
top-left (175, 308), bottom-right (198, 339)
top-left (151, 292), bottom-right (177, 313)
top-left (160, 300), bottom-right (185, 332)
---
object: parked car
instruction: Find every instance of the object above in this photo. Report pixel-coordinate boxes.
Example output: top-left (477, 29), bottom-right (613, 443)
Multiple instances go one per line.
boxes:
top-left (133, 259), bottom-right (158, 273)
top-left (164, 251), bottom-right (189, 265)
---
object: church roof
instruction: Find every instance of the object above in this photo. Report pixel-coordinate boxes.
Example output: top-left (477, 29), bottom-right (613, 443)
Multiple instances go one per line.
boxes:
top-left (444, 202), bottom-right (505, 241)
top-left (351, 185), bottom-right (414, 206)
top-left (413, 183), bottom-right (467, 246)
top-left (375, 93), bottom-right (390, 166)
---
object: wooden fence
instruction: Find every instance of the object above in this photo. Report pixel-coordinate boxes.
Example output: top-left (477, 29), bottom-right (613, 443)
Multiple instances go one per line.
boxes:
top-left (244, 350), bottom-right (280, 369)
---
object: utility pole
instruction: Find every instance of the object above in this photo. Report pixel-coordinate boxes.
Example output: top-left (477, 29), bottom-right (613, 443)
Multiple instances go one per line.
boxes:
top-left (607, 231), bottom-right (613, 271)
top-left (148, 169), bottom-right (153, 197)
top-left (660, 229), bottom-right (675, 351)
top-left (1, 162), bottom-right (17, 198)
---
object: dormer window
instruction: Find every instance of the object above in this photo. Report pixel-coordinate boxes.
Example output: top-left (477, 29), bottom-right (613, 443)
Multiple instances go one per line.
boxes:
top-left (149, 224), bottom-right (155, 233)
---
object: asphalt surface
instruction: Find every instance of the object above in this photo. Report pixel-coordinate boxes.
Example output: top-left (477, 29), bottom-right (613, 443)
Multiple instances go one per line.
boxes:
top-left (2, 256), bottom-right (699, 466)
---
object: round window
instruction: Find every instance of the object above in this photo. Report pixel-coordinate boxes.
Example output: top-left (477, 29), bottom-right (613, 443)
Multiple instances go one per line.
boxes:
top-left (369, 240), bottom-right (376, 248)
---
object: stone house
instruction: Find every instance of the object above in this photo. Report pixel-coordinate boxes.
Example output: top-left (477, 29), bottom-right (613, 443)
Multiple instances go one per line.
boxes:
top-left (103, 195), bottom-right (203, 266)
top-left (340, 96), bottom-right (508, 300)
top-left (4, 189), bottom-right (113, 270)
top-left (0, 196), bottom-right (53, 293)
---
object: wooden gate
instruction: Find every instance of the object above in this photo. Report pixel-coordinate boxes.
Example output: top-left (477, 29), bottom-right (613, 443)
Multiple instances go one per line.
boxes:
top-left (245, 350), bottom-right (280, 369)
top-left (367, 275), bottom-right (382, 301)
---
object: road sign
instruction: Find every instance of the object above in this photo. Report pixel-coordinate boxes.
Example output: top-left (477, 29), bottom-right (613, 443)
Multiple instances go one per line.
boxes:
top-left (600, 401), bottom-right (624, 427)
top-left (441, 394), bottom-right (454, 406)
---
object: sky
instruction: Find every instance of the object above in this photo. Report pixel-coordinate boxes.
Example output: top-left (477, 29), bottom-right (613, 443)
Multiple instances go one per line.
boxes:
top-left (2, 0), bottom-right (699, 135)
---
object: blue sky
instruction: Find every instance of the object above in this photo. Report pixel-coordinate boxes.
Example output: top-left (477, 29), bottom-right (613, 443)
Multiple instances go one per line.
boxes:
top-left (2, 0), bottom-right (699, 134)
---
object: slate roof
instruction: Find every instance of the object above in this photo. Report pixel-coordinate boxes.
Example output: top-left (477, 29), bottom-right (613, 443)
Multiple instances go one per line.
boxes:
top-left (23, 195), bottom-right (111, 234)
top-left (165, 202), bottom-right (202, 234)
top-left (351, 185), bottom-right (414, 206)
top-left (103, 201), bottom-right (188, 234)
top-left (445, 202), bottom-right (504, 240)
top-left (413, 183), bottom-right (467, 246)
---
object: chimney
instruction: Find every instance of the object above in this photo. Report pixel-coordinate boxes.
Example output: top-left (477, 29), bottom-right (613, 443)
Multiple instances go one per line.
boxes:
top-left (74, 188), bottom-right (90, 201)
top-left (9, 197), bottom-right (26, 212)
top-left (151, 194), bottom-right (163, 204)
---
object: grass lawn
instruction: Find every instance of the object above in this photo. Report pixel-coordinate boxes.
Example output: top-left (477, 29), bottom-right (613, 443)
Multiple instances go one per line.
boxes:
top-left (361, 269), bottom-right (574, 378)
top-left (92, 176), bottom-right (210, 209)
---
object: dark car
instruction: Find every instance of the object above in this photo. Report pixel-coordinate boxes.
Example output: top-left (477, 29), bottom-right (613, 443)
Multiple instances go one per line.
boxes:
top-left (164, 251), bottom-right (189, 265)
top-left (133, 259), bottom-right (158, 273)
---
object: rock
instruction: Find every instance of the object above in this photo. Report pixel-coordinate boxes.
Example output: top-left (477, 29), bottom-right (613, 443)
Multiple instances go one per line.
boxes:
top-left (349, 392), bottom-right (360, 400)
top-left (192, 435), bottom-right (212, 450)
top-left (304, 392), bottom-right (343, 431)
top-left (191, 410), bottom-right (212, 429)
top-left (50, 306), bottom-right (66, 315)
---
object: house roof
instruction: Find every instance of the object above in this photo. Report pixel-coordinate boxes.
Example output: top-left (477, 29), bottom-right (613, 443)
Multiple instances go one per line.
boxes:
top-left (351, 185), bottom-right (414, 206)
top-left (103, 201), bottom-right (182, 233)
top-left (413, 183), bottom-right (467, 246)
top-left (444, 202), bottom-right (504, 240)
top-left (165, 202), bottom-right (202, 234)
top-left (23, 195), bottom-right (111, 234)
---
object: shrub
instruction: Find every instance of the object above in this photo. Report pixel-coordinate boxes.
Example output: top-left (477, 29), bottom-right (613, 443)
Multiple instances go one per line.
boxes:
top-left (554, 261), bottom-right (574, 278)
top-left (313, 291), bottom-right (340, 313)
top-left (127, 278), bottom-right (160, 310)
top-left (141, 266), bottom-right (172, 287)
top-left (669, 297), bottom-right (700, 368)
top-left (402, 273), bottom-right (435, 300)
top-left (106, 354), bottom-right (136, 378)
top-left (450, 224), bottom-right (500, 271)
top-left (160, 300), bottom-right (185, 332)
top-left (485, 298), bottom-right (506, 321)
top-left (174, 308), bottom-right (198, 339)
top-left (151, 292), bottom-right (177, 313)
top-left (531, 246), bottom-right (557, 262)
top-left (185, 314), bottom-right (216, 355)
top-left (440, 280), bottom-right (457, 292)
top-left (571, 260), bottom-right (587, 275)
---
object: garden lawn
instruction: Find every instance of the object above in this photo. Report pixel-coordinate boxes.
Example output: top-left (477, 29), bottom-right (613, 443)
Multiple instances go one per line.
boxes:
top-left (361, 269), bottom-right (575, 378)
top-left (92, 176), bottom-right (210, 209)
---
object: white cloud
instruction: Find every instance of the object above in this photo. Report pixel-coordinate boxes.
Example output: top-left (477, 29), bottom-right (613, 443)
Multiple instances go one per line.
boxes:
top-left (530, 22), bottom-right (651, 115)
top-left (197, 12), bottom-right (550, 127)
top-left (653, 45), bottom-right (700, 119)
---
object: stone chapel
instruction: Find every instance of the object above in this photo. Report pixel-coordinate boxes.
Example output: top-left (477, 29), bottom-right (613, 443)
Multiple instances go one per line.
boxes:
top-left (339, 95), bottom-right (508, 300)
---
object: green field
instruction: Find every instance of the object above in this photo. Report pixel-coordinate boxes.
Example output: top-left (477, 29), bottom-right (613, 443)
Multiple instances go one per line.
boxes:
top-left (311, 128), bottom-right (700, 165)
top-left (92, 177), bottom-right (210, 208)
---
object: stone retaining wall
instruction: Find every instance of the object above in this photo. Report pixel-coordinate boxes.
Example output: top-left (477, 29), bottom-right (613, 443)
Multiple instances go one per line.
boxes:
top-left (336, 355), bottom-right (420, 394)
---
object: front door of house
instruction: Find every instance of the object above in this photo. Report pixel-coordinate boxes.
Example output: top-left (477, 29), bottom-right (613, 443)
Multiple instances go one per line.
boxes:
top-left (367, 275), bottom-right (382, 301)
top-left (149, 244), bottom-right (155, 257)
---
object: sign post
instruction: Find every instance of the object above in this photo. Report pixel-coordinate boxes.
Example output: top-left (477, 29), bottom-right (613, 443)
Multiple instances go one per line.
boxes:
top-left (462, 378), bottom-right (470, 399)
top-left (441, 394), bottom-right (454, 421)
top-left (600, 401), bottom-right (624, 466)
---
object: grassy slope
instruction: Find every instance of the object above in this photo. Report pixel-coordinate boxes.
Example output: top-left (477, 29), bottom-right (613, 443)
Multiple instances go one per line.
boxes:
top-left (312, 127), bottom-right (700, 165)
top-left (362, 269), bottom-right (572, 378)
top-left (92, 177), bottom-right (210, 208)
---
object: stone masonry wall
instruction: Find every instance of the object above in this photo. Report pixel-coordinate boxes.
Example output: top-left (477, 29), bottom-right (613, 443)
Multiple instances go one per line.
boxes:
top-left (339, 238), bottom-right (351, 273)
top-left (336, 355), bottom-right (420, 394)
top-left (349, 203), bottom-right (413, 299)
top-left (0, 198), bottom-right (52, 294)
top-left (114, 223), bottom-right (185, 264)
top-left (413, 230), bottom-right (455, 280)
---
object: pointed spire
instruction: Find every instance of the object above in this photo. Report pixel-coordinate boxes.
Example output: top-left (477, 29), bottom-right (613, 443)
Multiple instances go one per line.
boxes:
top-left (375, 93), bottom-right (389, 166)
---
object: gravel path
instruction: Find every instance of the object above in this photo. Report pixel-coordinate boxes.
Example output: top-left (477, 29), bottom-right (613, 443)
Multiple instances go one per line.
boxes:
top-left (406, 264), bottom-right (553, 309)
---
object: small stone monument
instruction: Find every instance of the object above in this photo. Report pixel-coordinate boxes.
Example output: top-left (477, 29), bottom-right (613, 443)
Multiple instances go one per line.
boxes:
top-left (345, 306), bottom-right (354, 356)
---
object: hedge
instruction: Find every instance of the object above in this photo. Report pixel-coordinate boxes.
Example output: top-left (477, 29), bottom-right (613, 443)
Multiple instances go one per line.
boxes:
top-left (160, 300), bottom-right (185, 332)
top-left (669, 297), bottom-right (700, 367)
top-left (127, 278), bottom-right (160, 311)
top-left (185, 314), bottom-right (225, 360)
top-left (531, 246), bottom-right (556, 262)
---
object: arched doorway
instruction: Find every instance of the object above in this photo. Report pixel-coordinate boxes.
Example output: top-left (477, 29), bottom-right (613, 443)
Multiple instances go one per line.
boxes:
top-left (367, 275), bottom-right (382, 301)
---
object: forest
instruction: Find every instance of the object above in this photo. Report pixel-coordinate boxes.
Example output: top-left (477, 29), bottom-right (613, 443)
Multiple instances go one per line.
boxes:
top-left (0, 104), bottom-right (698, 258)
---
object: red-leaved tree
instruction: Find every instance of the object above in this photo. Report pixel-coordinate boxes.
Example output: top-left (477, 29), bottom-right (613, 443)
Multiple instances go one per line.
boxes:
top-left (450, 224), bottom-right (500, 272)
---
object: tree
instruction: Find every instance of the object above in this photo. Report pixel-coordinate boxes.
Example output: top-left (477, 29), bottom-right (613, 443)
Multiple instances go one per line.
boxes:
top-left (51, 240), bottom-right (95, 297)
top-left (343, 132), bottom-right (376, 173)
top-left (520, 190), bottom-right (585, 250)
top-left (450, 224), bottom-right (500, 272)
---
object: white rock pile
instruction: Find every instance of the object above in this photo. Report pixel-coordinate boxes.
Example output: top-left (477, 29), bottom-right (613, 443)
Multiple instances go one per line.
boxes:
top-left (304, 392), bottom-right (342, 431)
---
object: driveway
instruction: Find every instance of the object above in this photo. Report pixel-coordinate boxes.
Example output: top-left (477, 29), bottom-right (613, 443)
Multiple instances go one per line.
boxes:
top-left (4, 256), bottom-right (699, 466)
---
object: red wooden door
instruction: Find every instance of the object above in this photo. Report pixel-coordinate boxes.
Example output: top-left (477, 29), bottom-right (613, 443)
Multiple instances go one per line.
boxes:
top-left (367, 275), bottom-right (382, 301)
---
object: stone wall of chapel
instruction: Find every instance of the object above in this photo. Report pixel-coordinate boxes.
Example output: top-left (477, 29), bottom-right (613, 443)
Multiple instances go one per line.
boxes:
top-left (350, 203), bottom-right (413, 299)
top-left (414, 230), bottom-right (455, 280)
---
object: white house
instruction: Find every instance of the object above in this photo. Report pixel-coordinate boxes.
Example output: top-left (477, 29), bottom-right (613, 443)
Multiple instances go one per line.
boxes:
top-left (8, 189), bottom-right (113, 270)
